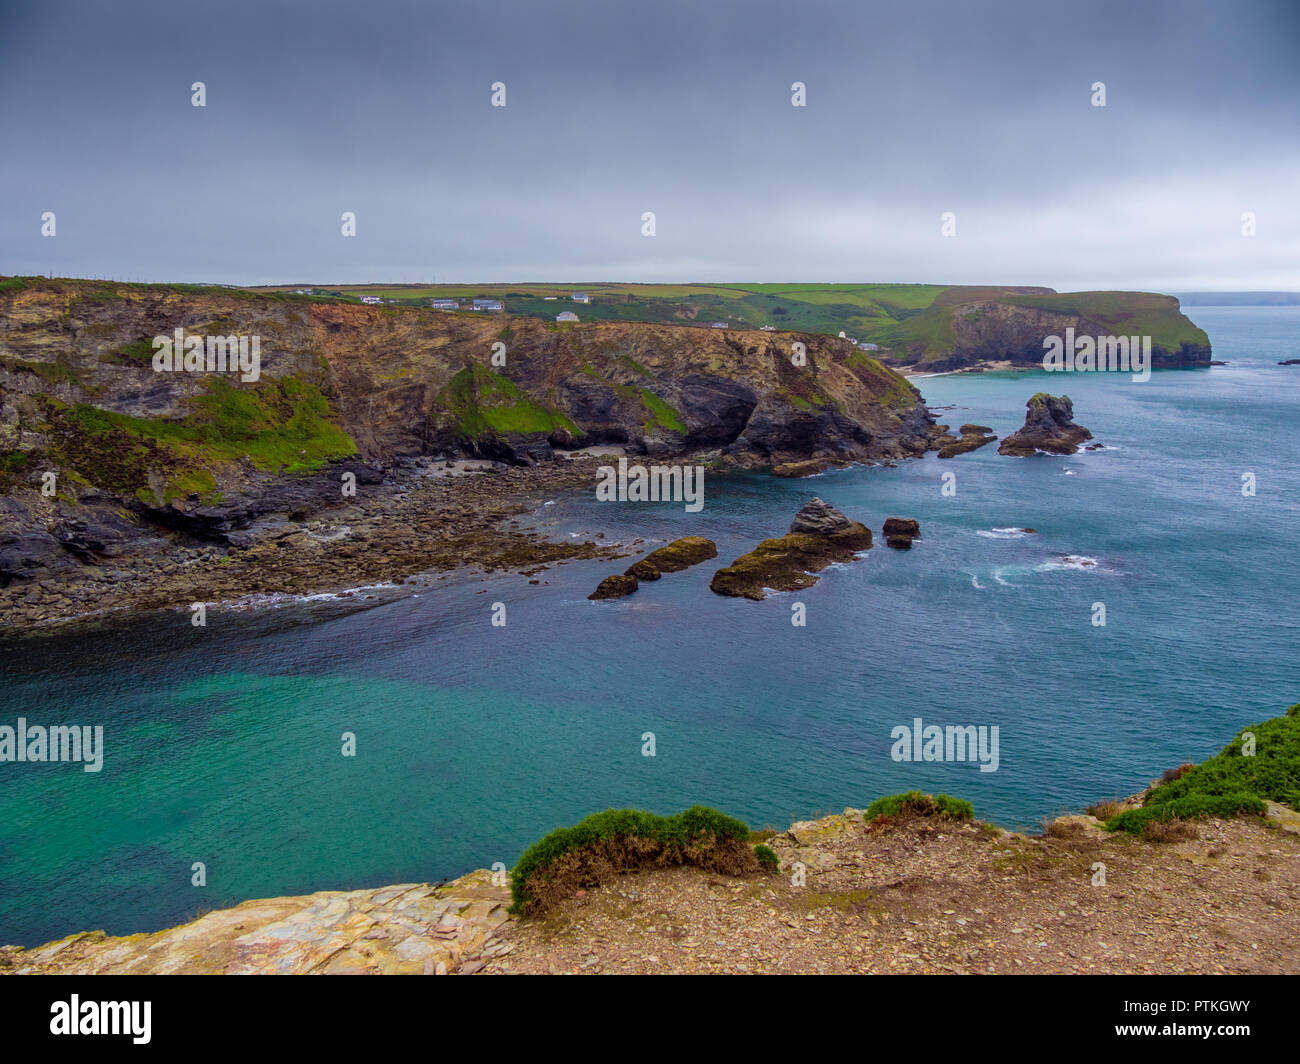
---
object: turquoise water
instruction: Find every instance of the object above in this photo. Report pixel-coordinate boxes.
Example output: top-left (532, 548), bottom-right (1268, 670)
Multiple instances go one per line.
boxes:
top-left (1, 307), bottom-right (1296, 947)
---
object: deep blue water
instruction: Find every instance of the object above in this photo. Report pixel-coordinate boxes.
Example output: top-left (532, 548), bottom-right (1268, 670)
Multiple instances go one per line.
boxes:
top-left (1, 306), bottom-right (1296, 947)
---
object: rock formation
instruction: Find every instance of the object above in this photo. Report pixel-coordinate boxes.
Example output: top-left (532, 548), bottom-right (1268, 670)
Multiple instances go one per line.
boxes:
top-left (588, 574), bottom-right (638, 600)
top-left (710, 498), bottom-right (872, 600)
top-left (0, 278), bottom-right (933, 609)
top-left (997, 394), bottom-right (1093, 456)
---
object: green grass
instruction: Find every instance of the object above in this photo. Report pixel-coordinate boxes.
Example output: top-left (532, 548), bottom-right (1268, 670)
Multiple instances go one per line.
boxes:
top-left (864, 791), bottom-right (975, 822)
top-left (1105, 704), bottom-right (1300, 834)
top-left (435, 366), bottom-right (578, 439)
top-left (509, 805), bottom-right (753, 914)
top-left (42, 377), bottom-right (356, 503)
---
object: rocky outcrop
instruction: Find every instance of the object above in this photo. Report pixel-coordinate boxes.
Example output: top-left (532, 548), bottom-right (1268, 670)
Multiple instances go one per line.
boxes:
top-left (997, 394), bottom-right (1093, 456)
top-left (639, 536), bottom-right (718, 572)
top-left (710, 498), bottom-right (872, 600)
top-left (877, 290), bottom-right (1211, 371)
top-left (0, 278), bottom-right (932, 611)
top-left (771, 458), bottom-right (842, 478)
top-left (882, 517), bottom-right (920, 549)
top-left (624, 559), bottom-right (661, 581)
top-left (588, 573), bottom-right (638, 600)
top-left (0, 871), bottom-right (513, 975)
top-left (937, 424), bottom-right (997, 459)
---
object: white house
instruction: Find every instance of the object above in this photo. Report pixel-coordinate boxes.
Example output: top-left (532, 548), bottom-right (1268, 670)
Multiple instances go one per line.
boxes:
top-left (430, 298), bottom-right (459, 310)
top-left (710, 321), bottom-right (729, 329)
top-left (555, 311), bottom-right (579, 322)
top-left (360, 295), bottom-right (382, 305)
top-left (571, 292), bottom-right (591, 303)
top-left (858, 342), bottom-right (879, 351)
top-left (471, 298), bottom-right (504, 311)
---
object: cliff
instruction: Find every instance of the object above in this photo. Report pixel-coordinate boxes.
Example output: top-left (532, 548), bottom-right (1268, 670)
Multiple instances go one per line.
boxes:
top-left (0, 277), bottom-right (930, 609)
top-left (877, 289), bottom-right (1211, 370)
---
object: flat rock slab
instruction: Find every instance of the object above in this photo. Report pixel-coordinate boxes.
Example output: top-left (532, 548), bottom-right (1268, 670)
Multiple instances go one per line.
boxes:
top-left (0, 870), bottom-right (512, 975)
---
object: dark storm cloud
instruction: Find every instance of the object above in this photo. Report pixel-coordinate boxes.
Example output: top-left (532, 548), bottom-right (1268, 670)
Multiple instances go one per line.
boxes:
top-left (1, 0), bottom-right (1296, 289)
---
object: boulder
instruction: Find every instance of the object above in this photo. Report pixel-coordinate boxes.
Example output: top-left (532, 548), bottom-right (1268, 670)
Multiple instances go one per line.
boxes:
top-left (882, 517), bottom-right (920, 538)
top-left (998, 394), bottom-right (1093, 456)
top-left (588, 574), bottom-right (638, 600)
top-left (885, 535), bottom-right (913, 550)
top-left (789, 497), bottom-right (852, 535)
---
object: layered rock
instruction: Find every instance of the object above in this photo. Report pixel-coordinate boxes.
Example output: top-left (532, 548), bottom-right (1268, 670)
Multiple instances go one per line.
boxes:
top-left (937, 424), bottom-right (997, 459)
top-left (710, 498), bottom-right (872, 600)
top-left (0, 872), bottom-right (512, 975)
top-left (997, 394), bottom-right (1093, 456)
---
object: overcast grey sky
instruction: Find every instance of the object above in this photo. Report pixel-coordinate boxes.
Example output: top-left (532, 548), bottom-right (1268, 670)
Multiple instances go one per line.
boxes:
top-left (1, 0), bottom-right (1296, 291)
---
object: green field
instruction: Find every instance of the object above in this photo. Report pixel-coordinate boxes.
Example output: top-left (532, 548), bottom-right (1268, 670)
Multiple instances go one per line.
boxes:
top-left (245, 280), bottom-right (1205, 364)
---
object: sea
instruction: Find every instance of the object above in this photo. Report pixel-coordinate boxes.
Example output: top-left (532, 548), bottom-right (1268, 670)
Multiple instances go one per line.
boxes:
top-left (0, 305), bottom-right (1295, 947)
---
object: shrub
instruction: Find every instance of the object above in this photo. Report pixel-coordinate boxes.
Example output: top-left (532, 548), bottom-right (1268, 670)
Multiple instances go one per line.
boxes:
top-left (864, 790), bottom-right (974, 824)
top-left (753, 844), bottom-right (779, 874)
top-left (1104, 703), bottom-right (1300, 835)
top-left (509, 805), bottom-right (756, 915)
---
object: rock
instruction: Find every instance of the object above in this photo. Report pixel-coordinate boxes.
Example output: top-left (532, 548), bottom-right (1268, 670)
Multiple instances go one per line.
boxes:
top-left (588, 574), bottom-right (638, 600)
top-left (789, 497), bottom-right (852, 535)
top-left (885, 535), bottom-right (913, 550)
top-left (938, 429), bottom-right (997, 459)
top-left (959, 424), bottom-right (993, 435)
top-left (772, 458), bottom-right (837, 478)
top-left (624, 559), bottom-right (662, 581)
top-left (640, 536), bottom-right (718, 572)
top-left (882, 517), bottom-right (920, 538)
top-left (711, 500), bottom-right (871, 600)
top-left (1279, 359), bottom-right (1300, 366)
top-left (998, 394), bottom-right (1093, 456)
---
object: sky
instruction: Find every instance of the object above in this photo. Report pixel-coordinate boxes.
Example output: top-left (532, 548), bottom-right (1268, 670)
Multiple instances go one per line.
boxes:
top-left (1, 0), bottom-right (1297, 292)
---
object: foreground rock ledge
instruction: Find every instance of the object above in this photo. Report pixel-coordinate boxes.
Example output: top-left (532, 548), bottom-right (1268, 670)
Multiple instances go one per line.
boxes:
top-left (710, 498), bottom-right (872, 600)
top-left (0, 871), bottom-right (512, 975)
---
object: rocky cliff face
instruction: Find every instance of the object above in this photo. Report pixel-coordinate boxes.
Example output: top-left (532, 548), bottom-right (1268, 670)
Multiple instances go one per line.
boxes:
top-left (0, 278), bottom-right (931, 590)
top-left (879, 291), bottom-right (1211, 371)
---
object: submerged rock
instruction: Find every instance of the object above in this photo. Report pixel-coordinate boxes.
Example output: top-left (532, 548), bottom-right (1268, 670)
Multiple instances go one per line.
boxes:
top-left (710, 499), bottom-right (872, 600)
top-left (998, 394), bottom-right (1093, 456)
top-left (588, 574), bottom-right (638, 600)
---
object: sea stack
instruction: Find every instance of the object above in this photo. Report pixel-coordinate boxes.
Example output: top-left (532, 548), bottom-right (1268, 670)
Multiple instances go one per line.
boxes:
top-left (998, 394), bottom-right (1093, 456)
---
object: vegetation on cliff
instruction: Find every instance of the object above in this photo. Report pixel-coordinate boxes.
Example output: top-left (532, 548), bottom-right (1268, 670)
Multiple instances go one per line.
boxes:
top-left (1105, 704), bottom-right (1300, 834)
top-left (509, 806), bottom-right (761, 915)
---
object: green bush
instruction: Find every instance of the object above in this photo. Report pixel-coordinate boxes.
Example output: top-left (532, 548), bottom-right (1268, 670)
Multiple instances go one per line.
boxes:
top-left (753, 843), bottom-right (779, 873)
top-left (864, 790), bottom-right (974, 822)
top-left (1104, 704), bottom-right (1300, 834)
top-left (509, 805), bottom-right (753, 914)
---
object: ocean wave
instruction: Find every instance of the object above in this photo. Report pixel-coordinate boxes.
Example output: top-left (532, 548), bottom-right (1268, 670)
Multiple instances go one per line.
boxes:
top-left (975, 527), bottom-right (1038, 539)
